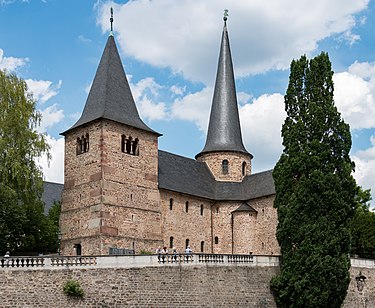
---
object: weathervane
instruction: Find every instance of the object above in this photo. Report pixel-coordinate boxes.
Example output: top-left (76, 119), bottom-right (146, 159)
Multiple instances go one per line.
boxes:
top-left (110, 7), bottom-right (114, 33)
top-left (224, 9), bottom-right (229, 21)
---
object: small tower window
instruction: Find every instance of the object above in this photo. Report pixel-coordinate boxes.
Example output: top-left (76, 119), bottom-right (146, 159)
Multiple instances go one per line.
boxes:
top-left (185, 239), bottom-right (190, 249)
top-left (185, 201), bottom-right (189, 213)
top-left (215, 237), bottom-right (219, 245)
top-left (121, 135), bottom-right (139, 156)
top-left (76, 134), bottom-right (89, 155)
top-left (242, 161), bottom-right (247, 176)
top-left (170, 236), bottom-right (174, 249)
top-left (200, 204), bottom-right (204, 216)
top-left (169, 198), bottom-right (173, 210)
top-left (222, 159), bottom-right (229, 174)
top-left (201, 241), bottom-right (204, 252)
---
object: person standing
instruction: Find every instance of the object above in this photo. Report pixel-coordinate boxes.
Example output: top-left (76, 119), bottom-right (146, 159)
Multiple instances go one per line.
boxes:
top-left (4, 251), bottom-right (10, 266)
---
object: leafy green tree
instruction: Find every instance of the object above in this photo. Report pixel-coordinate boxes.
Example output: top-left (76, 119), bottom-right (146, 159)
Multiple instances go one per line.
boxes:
top-left (351, 187), bottom-right (375, 258)
top-left (0, 69), bottom-right (51, 254)
top-left (271, 53), bottom-right (357, 308)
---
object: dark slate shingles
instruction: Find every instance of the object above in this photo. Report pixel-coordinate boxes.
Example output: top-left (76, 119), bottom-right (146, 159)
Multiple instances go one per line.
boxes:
top-left (158, 150), bottom-right (275, 201)
top-left (62, 35), bottom-right (159, 136)
top-left (42, 181), bottom-right (63, 215)
top-left (196, 20), bottom-right (250, 158)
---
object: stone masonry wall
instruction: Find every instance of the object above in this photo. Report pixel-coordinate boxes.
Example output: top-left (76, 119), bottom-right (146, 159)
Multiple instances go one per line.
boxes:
top-left (160, 190), bottom-right (214, 253)
top-left (0, 263), bottom-right (374, 307)
top-left (197, 152), bottom-right (252, 182)
top-left (0, 265), bottom-right (279, 308)
top-left (61, 120), bottom-right (162, 255)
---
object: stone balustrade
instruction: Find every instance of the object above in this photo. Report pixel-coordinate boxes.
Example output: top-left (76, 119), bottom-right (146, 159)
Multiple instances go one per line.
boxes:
top-left (0, 254), bottom-right (371, 270)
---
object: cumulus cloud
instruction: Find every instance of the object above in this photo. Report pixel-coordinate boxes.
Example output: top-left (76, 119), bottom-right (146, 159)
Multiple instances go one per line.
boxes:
top-left (0, 48), bottom-right (29, 71)
top-left (352, 136), bottom-right (375, 207)
top-left (38, 135), bottom-right (64, 184)
top-left (26, 79), bottom-right (62, 104)
top-left (129, 77), bottom-right (168, 121)
top-left (240, 93), bottom-right (285, 172)
top-left (333, 63), bottom-right (375, 130)
top-left (171, 87), bottom-right (212, 132)
top-left (96, 0), bottom-right (368, 84)
top-left (38, 104), bottom-right (65, 132)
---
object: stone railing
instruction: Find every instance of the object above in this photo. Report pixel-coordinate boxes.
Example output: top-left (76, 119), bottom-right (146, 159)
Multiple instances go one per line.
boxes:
top-left (0, 254), bottom-right (371, 270)
top-left (0, 254), bottom-right (279, 269)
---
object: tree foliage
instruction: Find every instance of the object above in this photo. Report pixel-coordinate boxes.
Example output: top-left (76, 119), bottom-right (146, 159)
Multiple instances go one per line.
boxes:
top-left (271, 53), bottom-right (357, 308)
top-left (351, 187), bottom-right (375, 259)
top-left (0, 69), bottom-right (56, 255)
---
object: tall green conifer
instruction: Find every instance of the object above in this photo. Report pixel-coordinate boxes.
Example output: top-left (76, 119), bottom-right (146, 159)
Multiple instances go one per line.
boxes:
top-left (271, 53), bottom-right (357, 308)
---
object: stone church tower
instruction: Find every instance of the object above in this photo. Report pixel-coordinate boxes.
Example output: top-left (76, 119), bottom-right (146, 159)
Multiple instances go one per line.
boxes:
top-left (60, 33), bottom-right (163, 255)
top-left (59, 14), bottom-right (279, 256)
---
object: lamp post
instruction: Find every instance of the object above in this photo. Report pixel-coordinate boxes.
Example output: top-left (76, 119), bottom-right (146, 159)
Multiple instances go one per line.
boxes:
top-left (57, 231), bottom-right (62, 256)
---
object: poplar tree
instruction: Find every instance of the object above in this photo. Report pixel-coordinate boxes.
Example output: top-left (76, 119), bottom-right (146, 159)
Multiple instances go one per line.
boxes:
top-left (271, 53), bottom-right (357, 308)
top-left (0, 69), bottom-right (52, 254)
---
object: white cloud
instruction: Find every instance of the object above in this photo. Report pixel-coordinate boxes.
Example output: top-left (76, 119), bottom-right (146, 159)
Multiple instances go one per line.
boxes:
top-left (26, 79), bottom-right (62, 104)
top-left (352, 136), bottom-right (375, 208)
top-left (129, 77), bottom-right (168, 121)
top-left (38, 104), bottom-right (65, 132)
top-left (240, 93), bottom-right (285, 172)
top-left (38, 135), bottom-right (64, 184)
top-left (0, 48), bottom-right (29, 71)
top-left (334, 62), bottom-right (375, 130)
top-left (170, 85), bottom-right (186, 96)
top-left (171, 87), bottom-right (212, 132)
top-left (97, 0), bottom-right (368, 84)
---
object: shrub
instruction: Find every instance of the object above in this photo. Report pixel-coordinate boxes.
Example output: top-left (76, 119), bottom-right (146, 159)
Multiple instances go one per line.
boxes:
top-left (63, 280), bottom-right (84, 297)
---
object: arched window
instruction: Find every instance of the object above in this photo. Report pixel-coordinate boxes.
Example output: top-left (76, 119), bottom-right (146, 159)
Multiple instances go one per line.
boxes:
top-left (126, 136), bottom-right (132, 154)
top-left (222, 159), bottom-right (229, 174)
top-left (121, 135), bottom-right (140, 156)
top-left (200, 204), bottom-right (204, 216)
top-left (170, 236), bottom-right (174, 249)
top-left (185, 201), bottom-right (189, 213)
top-left (185, 239), bottom-right (190, 249)
top-left (214, 237), bottom-right (219, 245)
top-left (242, 161), bottom-right (247, 176)
top-left (169, 198), bottom-right (173, 210)
top-left (76, 134), bottom-right (89, 155)
top-left (133, 138), bottom-right (139, 156)
top-left (76, 137), bottom-right (81, 155)
top-left (200, 241), bottom-right (204, 252)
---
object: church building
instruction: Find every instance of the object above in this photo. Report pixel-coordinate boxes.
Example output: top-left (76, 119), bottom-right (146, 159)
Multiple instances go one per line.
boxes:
top-left (59, 15), bottom-right (279, 256)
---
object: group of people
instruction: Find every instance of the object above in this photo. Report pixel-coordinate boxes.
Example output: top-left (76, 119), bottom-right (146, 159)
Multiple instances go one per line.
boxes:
top-left (156, 246), bottom-right (193, 262)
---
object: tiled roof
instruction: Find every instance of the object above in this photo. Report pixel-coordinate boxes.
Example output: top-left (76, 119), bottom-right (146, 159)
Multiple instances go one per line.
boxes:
top-left (196, 19), bottom-right (250, 158)
top-left (62, 35), bottom-right (159, 136)
top-left (158, 150), bottom-right (275, 201)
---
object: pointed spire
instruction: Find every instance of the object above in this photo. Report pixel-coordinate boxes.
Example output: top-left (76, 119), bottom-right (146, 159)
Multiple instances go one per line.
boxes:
top-left (196, 13), bottom-right (250, 158)
top-left (62, 30), bottom-right (159, 136)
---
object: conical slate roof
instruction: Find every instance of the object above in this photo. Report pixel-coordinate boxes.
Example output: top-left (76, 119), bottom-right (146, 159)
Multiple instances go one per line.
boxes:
top-left (196, 19), bottom-right (250, 158)
top-left (62, 35), bottom-right (159, 136)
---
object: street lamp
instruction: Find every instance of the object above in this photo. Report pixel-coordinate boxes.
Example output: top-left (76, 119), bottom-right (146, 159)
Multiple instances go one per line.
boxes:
top-left (57, 231), bottom-right (62, 256)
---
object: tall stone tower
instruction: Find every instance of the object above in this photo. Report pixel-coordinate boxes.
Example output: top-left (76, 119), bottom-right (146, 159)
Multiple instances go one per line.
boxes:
top-left (60, 30), bottom-right (163, 255)
top-left (196, 16), bottom-right (256, 254)
top-left (196, 16), bottom-right (252, 182)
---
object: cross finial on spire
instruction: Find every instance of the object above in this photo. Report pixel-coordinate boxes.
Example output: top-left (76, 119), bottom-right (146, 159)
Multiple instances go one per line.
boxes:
top-left (223, 9), bottom-right (228, 22)
top-left (110, 7), bottom-right (114, 35)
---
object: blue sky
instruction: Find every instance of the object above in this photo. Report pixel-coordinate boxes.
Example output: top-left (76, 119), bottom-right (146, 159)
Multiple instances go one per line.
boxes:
top-left (1, 0), bottom-right (375, 205)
